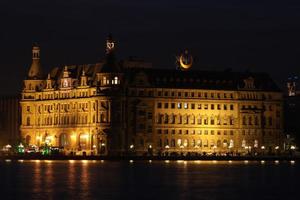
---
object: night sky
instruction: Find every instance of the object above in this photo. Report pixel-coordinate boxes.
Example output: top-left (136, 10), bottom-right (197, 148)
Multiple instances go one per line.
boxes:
top-left (1, 0), bottom-right (300, 95)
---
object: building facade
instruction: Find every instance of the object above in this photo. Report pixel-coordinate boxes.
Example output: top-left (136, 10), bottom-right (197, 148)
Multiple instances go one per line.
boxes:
top-left (20, 37), bottom-right (284, 156)
top-left (0, 95), bottom-right (20, 147)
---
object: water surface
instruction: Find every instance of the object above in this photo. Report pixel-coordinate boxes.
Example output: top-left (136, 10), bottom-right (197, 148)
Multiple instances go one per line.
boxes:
top-left (0, 160), bottom-right (298, 200)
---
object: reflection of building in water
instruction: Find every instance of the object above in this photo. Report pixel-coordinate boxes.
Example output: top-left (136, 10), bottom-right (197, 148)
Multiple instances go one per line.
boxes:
top-left (20, 36), bottom-right (284, 156)
top-left (0, 95), bottom-right (20, 147)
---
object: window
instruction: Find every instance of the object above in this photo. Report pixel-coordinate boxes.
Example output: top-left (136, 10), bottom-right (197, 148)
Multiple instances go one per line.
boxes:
top-left (158, 91), bottom-right (162, 96)
top-left (177, 103), bottom-right (182, 109)
top-left (26, 117), bottom-right (30, 126)
top-left (204, 104), bottom-right (208, 110)
top-left (217, 104), bottom-right (221, 110)
top-left (211, 104), bottom-right (214, 110)
top-left (224, 104), bottom-right (227, 110)
top-left (114, 76), bottom-right (119, 84)
top-left (184, 103), bottom-right (188, 109)
top-left (191, 103), bottom-right (195, 109)
top-left (157, 102), bottom-right (162, 108)
top-left (230, 105), bottom-right (234, 110)
top-left (157, 129), bottom-right (162, 134)
top-left (198, 104), bottom-right (202, 109)
top-left (171, 103), bottom-right (175, 109)
top-left (164, 103), bottom-right (168, 108)
top-left (26, 106), bottom-right (30, 112)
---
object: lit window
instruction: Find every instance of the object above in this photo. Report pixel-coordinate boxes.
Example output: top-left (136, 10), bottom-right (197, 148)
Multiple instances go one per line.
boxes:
top-left (184, 103), bottom-right (188, 109)
top-left (114, 76), bottom-right (118, 84)
top-left (177, 103), bottom-right (182, 109)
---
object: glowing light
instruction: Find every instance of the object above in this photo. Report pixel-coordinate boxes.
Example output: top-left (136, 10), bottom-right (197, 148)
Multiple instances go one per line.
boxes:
top-left (45, 160), bottom-right (52, 163)
top-left (5, 159), bottom-right (11, 162)
top-left (101, 143), bottom-right (105, 147)
top-left (165, 160), bottom-right (170, 163)
top-left (261, 146), bottom-right (265, 150)
top-left (228, 160), bottom-right (232, 164)
top-left (244, 160), bottom-right (249, 164)
top-left (100, 160), bottom-right (104, 163)
top-left (129, 160), bottom-right (134, 163)
top-left (212, 160), bottom-right (217, 164)
top-left (291, 145), bottom-right (296, 150)
top-left (165, 145), bottom-right (170, 149)
top-left (261, 160), bottom-right (265, 164)
top-left (177, 160), bottom-right (184, 163)
top-left (130, 144), bottom-right (134, 149)
top-left (275, 160), bottom-right (279, 164)
top-left (194, 160), bottom-right (201, 164)
top-left (290, 160), bottom-right (295, 164)
top-left (275, 146), bottom-right (279, 150)
top-left (81, 160), bottom-right (88, 164)
top-left (148, 145), bottom-right (152, 149)
top-left (18, 160), bottom-right (24, 163)
top-left (69, 160), bottom-right (75, 164)
top-left (35, 160), bottom-right (41, 163)
top-left (71, 134), bottom-right (76, 140)
top-left (92, 145), bottom-right (97, 149)
top-left (148, 160), bottom-right (152, 163)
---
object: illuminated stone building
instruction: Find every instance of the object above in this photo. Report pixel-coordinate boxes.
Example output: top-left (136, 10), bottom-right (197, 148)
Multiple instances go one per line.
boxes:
top-left (20, 36), bottom-right (284, 156)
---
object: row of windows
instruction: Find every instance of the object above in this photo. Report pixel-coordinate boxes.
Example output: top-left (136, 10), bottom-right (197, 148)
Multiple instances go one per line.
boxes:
top-left (157, 138), bottom-right (259, 149)
top-left (157, 102), bottom-right (234, 110)
top-left (157, 129), bottom-right (235, 136)
top-left (157, 114), bottom-right (235, 126)
top-left (25, 113), bottom-right (108, 126)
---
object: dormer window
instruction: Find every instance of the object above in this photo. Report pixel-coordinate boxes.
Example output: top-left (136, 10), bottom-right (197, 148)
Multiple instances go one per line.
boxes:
top-left (103, 77), bottom-right (107, 85)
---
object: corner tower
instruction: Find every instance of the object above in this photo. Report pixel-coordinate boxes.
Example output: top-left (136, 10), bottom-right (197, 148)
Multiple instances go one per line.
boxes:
top-left (28, 44), bottom-right (42, 79)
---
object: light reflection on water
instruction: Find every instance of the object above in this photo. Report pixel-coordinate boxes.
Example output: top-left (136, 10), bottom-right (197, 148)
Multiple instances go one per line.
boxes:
top-left (0, 160), bottom-right (299, 200)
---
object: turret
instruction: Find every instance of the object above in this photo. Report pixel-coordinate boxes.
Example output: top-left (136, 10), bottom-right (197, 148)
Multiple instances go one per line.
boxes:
top-left (28, 44), bottom-right (43, 79)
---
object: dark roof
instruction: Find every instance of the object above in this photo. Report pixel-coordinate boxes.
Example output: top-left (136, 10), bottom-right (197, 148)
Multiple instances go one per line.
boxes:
top-left (125, 68), bottom-right (281, 92)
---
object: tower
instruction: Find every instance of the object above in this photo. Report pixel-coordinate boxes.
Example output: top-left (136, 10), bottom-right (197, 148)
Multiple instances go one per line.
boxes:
top-left (287, 76), bottom-right (298, 96)
top-left (28, 44), bottom-right (42, 79)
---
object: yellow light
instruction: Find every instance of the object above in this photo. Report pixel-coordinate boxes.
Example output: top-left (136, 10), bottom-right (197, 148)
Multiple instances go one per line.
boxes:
top-left (228, 160), bottom-right (232, 164)
top-left (244, 160), bottom-right (249, 164)
top-left (81, 160), bottom-right (88, 164)
top-left (71, 134), bottom-right (76, 140)
top-left (36, 136), bottom-right (42, 140)
top-left (18, 160), bottom-right (24, 163)
top-left (5, 159), bottom-right (11, 162)
top-left (45, 160), bottom-right (52, 163)
top-left (148, 145), bottom-right (152, 149)
top-left (69, 160), bottom-right (75, 164)
top-left (177, 160), bottom-right (184, 163)
top-left (165, 160), bottom-right (170, 163)
top-left (130, 144), bottom-right (134, 149)
top-left (212, 160), bottom-right (217, 164)
top-left (35, 160), bottom-right (41, 163)
top-left (261, 146), bottom-right (265, 150)
top-left (148, 160), bottom-right (152, 163)
top-left (275, 146), bottom-right (279, 150)
top-left (194, 160), bottom-right (201, 164)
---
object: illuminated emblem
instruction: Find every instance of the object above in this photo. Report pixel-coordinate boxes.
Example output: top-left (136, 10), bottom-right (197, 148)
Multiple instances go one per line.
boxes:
top-left (176, 50), bottom-right (193, 71)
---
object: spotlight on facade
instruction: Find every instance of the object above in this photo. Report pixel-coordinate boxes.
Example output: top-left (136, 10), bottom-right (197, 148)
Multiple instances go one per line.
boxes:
top-left (92, 145), bottom-right (97, 149)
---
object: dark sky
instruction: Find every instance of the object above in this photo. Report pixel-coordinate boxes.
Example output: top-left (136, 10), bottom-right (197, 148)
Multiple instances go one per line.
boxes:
top-left (0, 0), bottom-right (300, 95)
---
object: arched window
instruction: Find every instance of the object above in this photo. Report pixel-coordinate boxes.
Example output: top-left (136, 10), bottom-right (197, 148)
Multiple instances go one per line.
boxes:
top-left (223, 139), bottom-right (228, 148)
top-left (25, 135), bottom-right (31, 145)
top-left (26, 117), bottom-right (30, 126)
top-left (197, 139), bottom-right (202, 147)
top-left (79, 134), bottom-right (88, 150)
top-left (59, 133), bottom-right (68, 147)
top-left (164, 138), bottom-right (169, 147)
top-left (114, 76), bottom-right (119, 84)
top-left (171, 139), bottom-right (175, 147)
top-left (177, 139), bottom-right (182, 147)
top-left (103, 77), bottom-right (107, 85)
top-left (217, 140), bottom-right (222, 148)
top-left (242, 139), bottom-right (246, 148)
top-left (183, 139), bottom-right (188, 147)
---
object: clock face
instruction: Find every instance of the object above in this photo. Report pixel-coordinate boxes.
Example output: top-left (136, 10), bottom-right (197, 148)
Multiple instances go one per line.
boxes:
top-left (107, 42), bottom-right (114, 50)
top-left (63, 79), bottom-right (68, 87)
